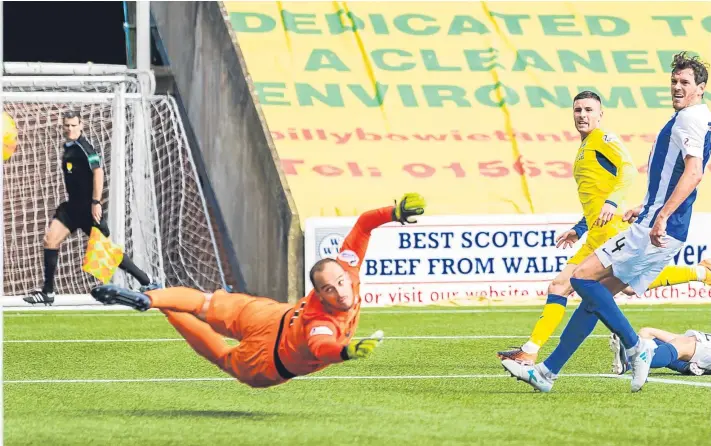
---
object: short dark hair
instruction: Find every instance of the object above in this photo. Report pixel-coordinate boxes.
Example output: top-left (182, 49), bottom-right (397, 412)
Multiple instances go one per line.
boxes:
top-left (573, 90), bottom-right (602, 104)
top-left (671, 51), bottom-right (708, 86)
top-left (62, 110), bottom-right (82, 121)
top-left (309, 258), bottom-right (340, 289)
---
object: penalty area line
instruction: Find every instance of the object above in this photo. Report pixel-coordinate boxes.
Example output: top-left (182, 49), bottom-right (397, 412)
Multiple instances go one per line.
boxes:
top-left (3, 374), bottom-right (711, 388)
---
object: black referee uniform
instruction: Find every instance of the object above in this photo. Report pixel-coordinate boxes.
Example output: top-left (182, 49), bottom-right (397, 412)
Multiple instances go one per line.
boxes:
top-left (24, 132), bottom-right (153, 305)
top-left (55, 133), bottom-right (110, 236)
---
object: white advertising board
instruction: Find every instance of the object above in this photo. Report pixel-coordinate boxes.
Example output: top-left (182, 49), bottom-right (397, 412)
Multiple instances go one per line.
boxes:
top-left (304, 213), bottom-right (711, 307)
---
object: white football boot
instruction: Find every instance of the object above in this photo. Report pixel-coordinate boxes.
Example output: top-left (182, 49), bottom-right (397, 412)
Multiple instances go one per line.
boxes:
top-left (609, 333), bottom-right (630, 375)
top-left (628, 338), bottom-right (657, 392)
top-left (502, 359), bottom-right (555, 393)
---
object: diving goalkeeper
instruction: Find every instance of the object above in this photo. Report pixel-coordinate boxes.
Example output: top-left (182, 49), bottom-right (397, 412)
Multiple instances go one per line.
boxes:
top-left (91, 193), bottom-right (426, 388)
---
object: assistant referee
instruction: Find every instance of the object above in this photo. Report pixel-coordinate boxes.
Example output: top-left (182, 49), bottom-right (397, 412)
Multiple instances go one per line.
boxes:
top-left (24, 110), bottom-right (158, 305)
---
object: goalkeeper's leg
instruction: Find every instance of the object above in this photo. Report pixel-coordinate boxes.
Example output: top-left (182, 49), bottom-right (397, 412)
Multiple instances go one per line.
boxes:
top-left (147, 286), bottom-right (214, 320)
top-left (147, 287), bottom-right (289, 341)
top-left (162, 309), bottom-right (233, 367)
top-left (163, 304), bottom-right (289, 388)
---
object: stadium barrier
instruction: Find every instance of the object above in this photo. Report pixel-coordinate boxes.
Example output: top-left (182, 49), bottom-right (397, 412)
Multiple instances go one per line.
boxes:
top-left (152, 2), bottom-right (303, 302)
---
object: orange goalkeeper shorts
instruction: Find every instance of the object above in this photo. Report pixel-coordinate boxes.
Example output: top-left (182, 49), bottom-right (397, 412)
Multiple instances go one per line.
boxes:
top-left (205, 290), bottom-right (292, 388)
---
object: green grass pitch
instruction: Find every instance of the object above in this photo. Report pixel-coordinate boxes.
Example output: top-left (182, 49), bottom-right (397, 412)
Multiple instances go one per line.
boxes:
top-left (4, 304), bottom-right (711, 445)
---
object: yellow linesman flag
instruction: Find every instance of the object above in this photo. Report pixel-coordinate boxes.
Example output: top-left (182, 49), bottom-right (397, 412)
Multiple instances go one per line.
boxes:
top-left (82, 227), bottom-right (124, 284)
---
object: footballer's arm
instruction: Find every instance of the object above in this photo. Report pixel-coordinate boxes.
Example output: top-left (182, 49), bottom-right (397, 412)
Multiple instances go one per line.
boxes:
top-left (306, 321), bottom-right (349, 364)
top-left (339, 206), bottom-right (395, 268)
top-left (595, 140), bottom-right (637, 227)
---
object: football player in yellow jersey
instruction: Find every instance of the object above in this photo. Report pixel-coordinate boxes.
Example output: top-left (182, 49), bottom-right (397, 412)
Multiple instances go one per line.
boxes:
top-left (497, 90), bottom-right (711, 365)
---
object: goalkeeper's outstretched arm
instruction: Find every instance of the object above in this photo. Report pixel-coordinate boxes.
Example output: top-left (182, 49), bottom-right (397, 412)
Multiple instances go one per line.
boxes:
top-left (340, 193), bottom-right (426, 269)
top-left (306, 322), bottom-right (384, 364)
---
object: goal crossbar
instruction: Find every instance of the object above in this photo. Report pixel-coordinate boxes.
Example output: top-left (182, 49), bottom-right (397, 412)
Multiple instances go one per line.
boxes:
top-left (5, 76), bottom-right (138, 88)
top-left (3, 92), bottom-right (144, 103)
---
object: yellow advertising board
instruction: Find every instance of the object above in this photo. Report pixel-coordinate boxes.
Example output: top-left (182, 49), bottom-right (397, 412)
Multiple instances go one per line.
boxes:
top-left (224, 1), bottom-right (711, 222)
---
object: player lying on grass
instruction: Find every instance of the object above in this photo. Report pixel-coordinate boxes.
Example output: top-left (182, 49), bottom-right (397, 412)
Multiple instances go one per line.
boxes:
top-left (498, 88), bottom-right (711, 366)
top-left (90, 193), bottom-right (426, 388)
top-left (610, 327), bottom-right (711, 376)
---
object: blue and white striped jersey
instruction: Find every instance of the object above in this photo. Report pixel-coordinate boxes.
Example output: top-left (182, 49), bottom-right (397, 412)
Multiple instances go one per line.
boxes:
top-left (636, 104), bottom-right (711, 242)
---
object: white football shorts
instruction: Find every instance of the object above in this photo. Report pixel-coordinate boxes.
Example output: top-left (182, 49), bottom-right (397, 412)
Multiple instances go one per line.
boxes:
top-left (685, 330), bottom-right (711, 371)
top-left (595, 223), bottom-right (684, 296)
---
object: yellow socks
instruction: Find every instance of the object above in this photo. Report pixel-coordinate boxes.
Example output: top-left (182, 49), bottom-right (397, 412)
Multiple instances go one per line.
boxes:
top-left (647, 265), bottom-right (701, 290)
top-left (522, 294), bottom-right (567, 354)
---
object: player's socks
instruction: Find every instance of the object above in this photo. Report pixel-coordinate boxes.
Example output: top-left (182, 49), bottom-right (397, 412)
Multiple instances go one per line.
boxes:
top-left (570, 277), bottom-right (638, 349)
top-left (526, 294), bottom-right (568, 353)
top-left (147, 287), bottom-right (205, 313)
top-left (118, 256), bottom-right (151, 286)
top-left (42, 248), bottom-right (59, 293)
top-left (543, 300), bottom-right (598, 374)
top-left (652, 339), bottom-right (690, 373)
top-left (162, 310), bottom-right (231, 364)
top-left (647, 265), bottom-right (700, 289)
top-left (649, 341), bottom-right (678, 369)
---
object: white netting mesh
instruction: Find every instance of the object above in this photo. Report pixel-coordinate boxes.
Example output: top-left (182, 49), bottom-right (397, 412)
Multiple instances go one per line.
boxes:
top-left (143, 96), bottom-right (226, 289)
top-left (2, 79), bottom-right (226, 296)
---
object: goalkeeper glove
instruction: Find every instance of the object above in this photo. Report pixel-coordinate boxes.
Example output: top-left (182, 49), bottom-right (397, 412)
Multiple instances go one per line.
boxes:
top-left (341, 330), bottom-right (384, 360)
top-left (393, 192), bottom-right (426, 225)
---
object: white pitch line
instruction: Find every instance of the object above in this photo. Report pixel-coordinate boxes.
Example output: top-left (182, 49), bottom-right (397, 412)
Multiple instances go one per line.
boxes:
top-left (3, 374), bottom-right (711, 388)
top-left (3, 312), bottom-right (162, 318)
top-left (5, 338), bottom-right (185, 344)
top-left (643, 377), bottom-right (711, 388)
top-left (384, 335), bottom-right (610, 339)
top-left (3, 335), bottom-right (610, 344)
top-left (362, 308), bottom-right (711, 315)
top-left (4, 307), bottom-right (710, 317)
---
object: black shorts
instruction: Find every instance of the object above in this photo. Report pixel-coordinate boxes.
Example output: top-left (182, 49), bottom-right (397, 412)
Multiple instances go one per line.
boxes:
top-left (54, 202), bottom-right (110, 237)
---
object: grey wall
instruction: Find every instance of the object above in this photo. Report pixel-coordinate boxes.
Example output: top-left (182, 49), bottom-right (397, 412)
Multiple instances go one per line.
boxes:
top-left (151, 1), bottom-right (303, 302)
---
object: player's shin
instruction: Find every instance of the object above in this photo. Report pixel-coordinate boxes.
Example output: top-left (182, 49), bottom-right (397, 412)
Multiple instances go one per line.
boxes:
top-left (543, 301), bottom-right (598, 374)
top-left (117, 255), bottom-right (151, 286)
top-left (527, 294), bottom-right (568, 353)
top-left (43, 248), bottom-right (59, 293)
top-left (570, 277), bottom-right (638, 349)
top-left (147, 287), bottom-right (206, 314)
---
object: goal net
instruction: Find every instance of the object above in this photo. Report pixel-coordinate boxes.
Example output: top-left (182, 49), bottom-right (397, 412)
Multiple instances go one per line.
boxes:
top-left (3, 75), bottom-right (226, 298)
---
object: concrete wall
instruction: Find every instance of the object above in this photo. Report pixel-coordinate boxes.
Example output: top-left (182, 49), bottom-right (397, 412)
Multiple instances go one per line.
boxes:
top-left (151, 2), bottom-right (303, 301)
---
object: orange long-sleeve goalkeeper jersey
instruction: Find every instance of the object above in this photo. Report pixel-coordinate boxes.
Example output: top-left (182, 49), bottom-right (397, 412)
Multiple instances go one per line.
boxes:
top-left (275, 206), bottom-right (394, 378)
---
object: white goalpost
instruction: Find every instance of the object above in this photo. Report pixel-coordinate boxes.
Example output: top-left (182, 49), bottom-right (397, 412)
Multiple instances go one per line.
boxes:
top-left (2, 66), bottom-right (227, 306)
